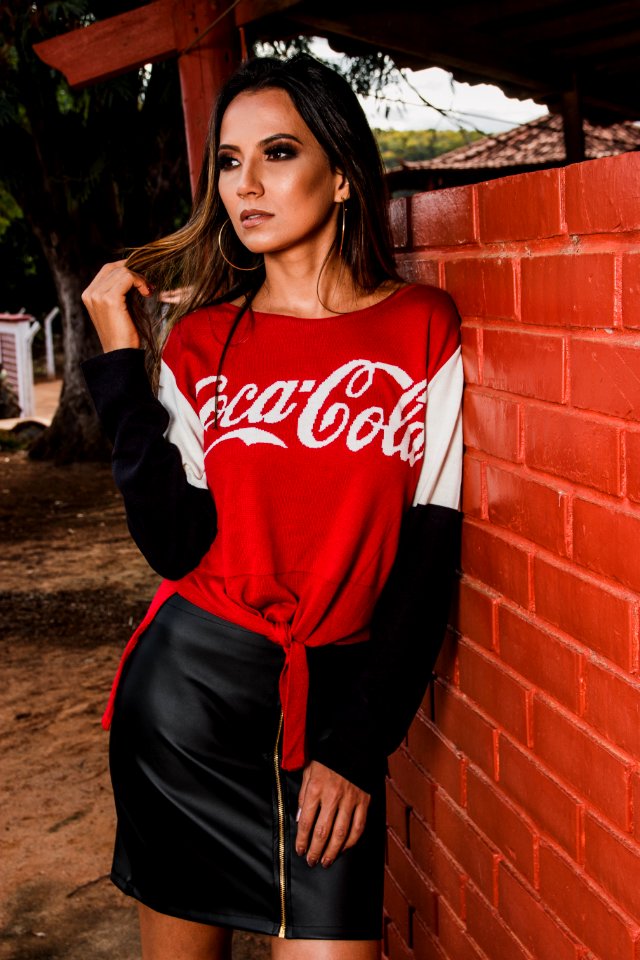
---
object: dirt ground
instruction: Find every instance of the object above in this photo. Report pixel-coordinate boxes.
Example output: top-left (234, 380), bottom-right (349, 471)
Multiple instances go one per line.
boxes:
top-left (0, 450), bottom-right (271, 960)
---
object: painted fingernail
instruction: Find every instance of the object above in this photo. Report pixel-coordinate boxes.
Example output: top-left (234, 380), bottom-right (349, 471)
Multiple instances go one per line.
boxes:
top-left (321, 858), bottom-right (333, 868)
top-left (296, 807), bottom-right (302, 822)
top-left (307, 856), bottom-right (317, 867)
top-left (296, 846), bottom-right (305, 856)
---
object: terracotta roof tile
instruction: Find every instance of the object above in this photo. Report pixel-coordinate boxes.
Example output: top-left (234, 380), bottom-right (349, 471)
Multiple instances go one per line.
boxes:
top-left (401, 114), bottom-right (640, 170)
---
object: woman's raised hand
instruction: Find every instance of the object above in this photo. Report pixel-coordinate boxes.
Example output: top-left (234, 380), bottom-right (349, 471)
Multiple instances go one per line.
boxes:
top-left (82, 259), bottom-right (153, 352)
top-left (295, 760), bottom-right (370, 868)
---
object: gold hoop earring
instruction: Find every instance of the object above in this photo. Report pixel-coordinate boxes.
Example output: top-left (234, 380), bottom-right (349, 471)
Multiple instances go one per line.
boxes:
top-left (338, 200), bottom-right (347, 258)
top-left (217, 219), bottom-right (263, 272)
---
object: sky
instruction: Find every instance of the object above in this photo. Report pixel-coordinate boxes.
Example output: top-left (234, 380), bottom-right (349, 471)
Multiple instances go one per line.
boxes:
top-left (309, 37), bottom-right (549, 134)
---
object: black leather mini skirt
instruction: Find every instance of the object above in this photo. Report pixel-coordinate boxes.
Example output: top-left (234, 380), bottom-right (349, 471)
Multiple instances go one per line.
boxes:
top-left (108, 594), bottom-right (385, 940)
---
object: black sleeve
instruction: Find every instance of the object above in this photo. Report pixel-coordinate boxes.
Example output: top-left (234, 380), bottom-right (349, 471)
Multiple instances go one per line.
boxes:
top-left (82, 348), bottom-right (217, 580)
top-left (307, 503), bottom-right (462, 794)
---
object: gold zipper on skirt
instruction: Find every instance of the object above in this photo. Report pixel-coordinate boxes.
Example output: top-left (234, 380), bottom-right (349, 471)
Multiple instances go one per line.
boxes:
top-left (273, 710), bottom-right (287, 938)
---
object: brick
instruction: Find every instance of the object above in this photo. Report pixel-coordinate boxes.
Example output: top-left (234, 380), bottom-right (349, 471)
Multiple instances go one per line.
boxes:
top-left (453, 577), bottom-right (497, 652)
top-left (386, 919), bottom-right (414, 960)
top-left (433, 628), bottom-right (457, 686)
top-left (478, 167), bottom-right (563, 242)
top-left (633, 772), bottom-right (640, 843)
top-left (434, 791), bottom-right (499, 896)
top-left (437, 899), bottom-right (486, 960)
top-left (625, 430), bottom-right (640, 502)
top-left (533, 695), bottom-right (632, 829)
top-left (387, 833), bottom-right (437, 928)
top-left (565, 152), bottom-right (640, 234)
top-left (444, 258), bottom-right (517, 320)
top-left (499, 735), bottom-right (582, 858)
top-left (465, 883), bottom-right (530, 960)
top-left (412, 185), bottom-right (477, 248)
top-left (461, 520), bottom-right (531, 610)
top-left (410, 813), bottom-right (466, 919)
top-left (522, 253), bottom-right (616, 328)
top-left (390, 197), bottom-right (408, 249)
top-left (584, 811), bottom-right (640, 920)
top-left (486, 464), bottom-right (570, 555)
top-left (533, 555), bottom-right (634, 670)
top-left (539, 839), bottom-right (638, 960)
top-left (584, 659), bottom-right (640, 757)
top-left (467, 768), bottom-right (536, 883)
top-left (621, 253), bottom-right (640, 329)
top-left (412, 914), bottom-right (445, 960)
top-left (483, 328), bottom-right (565, 402)
top-left (571, 337), bottom-right (640, 421)
top-left (387, 781), bottom-right (410, 846)
top-left (462, 453), bottom-right (485, 520)
top-left (407, 713), bottom-right (465, 806)
top-left (524, 403), bottom-right (621, 495)
top-left (433, 680), bottom-right (497, 779)
top-left (457, 640), bottom-right (530, 743)
top-left (462, 453), bottom-right (487, 520)
top-left (387, 749), bottom-right (435, 827)
top-left (498, 605), bottom-right (582, 713)
top-left (498, 863), bottom-right (581, 960)
top-left (461, 323), bottom-right (481, 385)
top-left (574, 497), bottom-right (640, 593)
top-left (397, 253), bottom-right (439, 286)
top-left (463, 389), bottom-right (520, 462)
top-left (388, 830), bottom-right (438, 932)
top-left (384, 871), bottom-right (412, 944)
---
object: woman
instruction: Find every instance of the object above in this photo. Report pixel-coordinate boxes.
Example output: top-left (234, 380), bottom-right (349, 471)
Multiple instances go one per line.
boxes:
top-left (81, 54), bottom-right (463, 960)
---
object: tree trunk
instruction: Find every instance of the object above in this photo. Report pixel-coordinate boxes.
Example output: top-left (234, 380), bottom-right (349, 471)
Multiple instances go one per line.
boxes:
top-left (29, 238), bottom-right (109, 464)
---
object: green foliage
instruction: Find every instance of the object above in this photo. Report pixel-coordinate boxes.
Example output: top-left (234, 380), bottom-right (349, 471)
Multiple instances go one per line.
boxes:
top-left (374, 127), bottom-right (485, 168)
top-left (0, 185), bottom-right (22, 239)
top-left (0, 1), bottom-right (191, 312)
top-left (254, 36), bottom-right (401, 102)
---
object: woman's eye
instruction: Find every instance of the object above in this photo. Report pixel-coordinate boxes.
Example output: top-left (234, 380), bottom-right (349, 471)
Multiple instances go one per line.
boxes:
top-left (217, 155), bottom-right (239, 170)
top-left (265, 145), bottom-right (297, 160)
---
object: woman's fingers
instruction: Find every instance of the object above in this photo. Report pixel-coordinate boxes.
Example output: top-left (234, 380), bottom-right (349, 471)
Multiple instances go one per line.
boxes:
top-left (317, 806), bottom-right (353, 868)
top-left (342, 801), bottom-right (369, 851)
top-left (295, 760), bottom-right (370, 867)
top-left (82, 260), bottom-right (152, 352)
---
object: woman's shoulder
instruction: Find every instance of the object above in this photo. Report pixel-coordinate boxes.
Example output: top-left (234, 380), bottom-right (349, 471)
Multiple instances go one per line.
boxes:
top-left (391, 281), bottom-right (458, 312)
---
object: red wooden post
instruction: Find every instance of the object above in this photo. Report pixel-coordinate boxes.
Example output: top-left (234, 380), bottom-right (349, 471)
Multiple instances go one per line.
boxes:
top-left (173, 0), bottom-right (241, 193)
top-left (34, 0), bottom-right (241, 197)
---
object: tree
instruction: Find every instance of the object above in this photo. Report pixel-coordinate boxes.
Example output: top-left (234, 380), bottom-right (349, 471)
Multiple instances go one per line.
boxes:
top-left (1, 10), bottom-right (443, 462)
top-left (0, 2), bottom-right (190, 462)
top-left (374, 128), bottom-right (485, 169)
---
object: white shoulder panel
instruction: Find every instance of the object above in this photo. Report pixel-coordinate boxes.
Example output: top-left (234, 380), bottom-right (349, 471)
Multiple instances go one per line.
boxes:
top-left (412, 347), bottom-right (463, 509)
top-left (158, 359), bottom-right (208, 489)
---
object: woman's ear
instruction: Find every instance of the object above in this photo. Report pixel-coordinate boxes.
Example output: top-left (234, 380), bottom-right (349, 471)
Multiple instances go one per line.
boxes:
top-left (334, 171), bottom-right (350, 203)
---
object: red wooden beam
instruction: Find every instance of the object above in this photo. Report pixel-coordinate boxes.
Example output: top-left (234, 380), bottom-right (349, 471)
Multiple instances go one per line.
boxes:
top-left (33, 0), bottom-right (177, 87)
top-left (33, 0), bottom-right (241, 193)
top-left (32, 0), bottom-right (302, 89)
top-left (234, 0), bottom-right (303, 26)
top-left (174, 0), bottom-right (241, 192)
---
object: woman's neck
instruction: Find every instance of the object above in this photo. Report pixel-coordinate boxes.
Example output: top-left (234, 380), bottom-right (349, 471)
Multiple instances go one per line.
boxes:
top-left (249, 253), bottom-right (356, 318)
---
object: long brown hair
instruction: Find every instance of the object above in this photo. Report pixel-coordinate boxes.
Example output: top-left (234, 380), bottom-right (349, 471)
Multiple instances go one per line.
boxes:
top-left (125, 54), bottom-right (401, 381)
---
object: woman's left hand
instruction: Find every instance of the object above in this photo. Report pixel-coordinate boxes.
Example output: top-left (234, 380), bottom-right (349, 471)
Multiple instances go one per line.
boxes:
top-left (295, 760), bottom-right (370, 868)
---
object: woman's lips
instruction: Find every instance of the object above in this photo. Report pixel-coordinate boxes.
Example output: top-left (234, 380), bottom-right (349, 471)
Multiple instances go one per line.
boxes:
top-left (240, 212), bottom-right (274, 229)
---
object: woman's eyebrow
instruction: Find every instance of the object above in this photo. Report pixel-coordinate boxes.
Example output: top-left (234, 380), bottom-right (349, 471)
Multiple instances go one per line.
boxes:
top-left (218, 133), bottom-right (304, 152)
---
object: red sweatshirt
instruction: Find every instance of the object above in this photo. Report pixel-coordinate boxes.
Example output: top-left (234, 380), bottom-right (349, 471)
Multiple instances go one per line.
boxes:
top-left (98, 282), bottom-right (463, 772)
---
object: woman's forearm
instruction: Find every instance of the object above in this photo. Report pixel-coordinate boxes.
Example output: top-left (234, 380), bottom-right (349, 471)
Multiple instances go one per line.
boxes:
top-left (82, 348), bottom-right (217, 580)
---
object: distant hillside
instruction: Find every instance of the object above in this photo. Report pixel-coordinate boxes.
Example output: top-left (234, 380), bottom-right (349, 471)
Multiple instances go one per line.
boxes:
top-left (374, 128), bottom-right (486, 169)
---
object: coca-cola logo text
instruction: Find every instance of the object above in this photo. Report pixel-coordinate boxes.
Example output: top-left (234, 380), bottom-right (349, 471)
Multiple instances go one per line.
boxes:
top-left (196, 359), bottom-right (427, 465)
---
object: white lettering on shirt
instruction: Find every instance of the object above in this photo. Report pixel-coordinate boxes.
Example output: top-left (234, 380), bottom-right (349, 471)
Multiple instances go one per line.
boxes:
top-left (196, 359), bottom-right (427, 465)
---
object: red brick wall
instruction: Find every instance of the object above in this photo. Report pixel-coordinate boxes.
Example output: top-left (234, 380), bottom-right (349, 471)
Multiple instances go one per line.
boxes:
top-left (385, 152), bottom-right (640, 960)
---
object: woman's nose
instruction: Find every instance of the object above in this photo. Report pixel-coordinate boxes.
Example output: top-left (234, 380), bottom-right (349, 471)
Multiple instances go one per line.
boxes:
top-left (236, 159), bottom-right (262, 198)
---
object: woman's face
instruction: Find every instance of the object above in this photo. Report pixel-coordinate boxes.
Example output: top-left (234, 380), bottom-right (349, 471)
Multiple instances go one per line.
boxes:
top-left (217, 87), bottom-right (347, 257)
